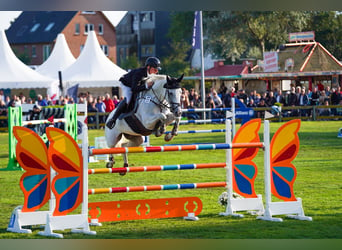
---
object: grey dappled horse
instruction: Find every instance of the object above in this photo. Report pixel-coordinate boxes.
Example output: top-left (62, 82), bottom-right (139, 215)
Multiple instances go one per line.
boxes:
top-left (105, 74), bottom-right (183, 171)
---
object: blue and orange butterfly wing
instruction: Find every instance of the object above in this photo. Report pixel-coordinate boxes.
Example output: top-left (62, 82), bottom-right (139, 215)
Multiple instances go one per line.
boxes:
top-left (13, 126), bottom-right (50, 212)
top-left (232, 119), bottom-right (261, 198)
top-left (270, 119), bottom-right (300, 201)
top-left (46, 127), bottom-right (83, 216)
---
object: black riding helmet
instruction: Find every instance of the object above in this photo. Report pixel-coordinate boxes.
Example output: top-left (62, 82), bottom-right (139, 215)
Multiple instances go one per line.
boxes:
top-left (145, 57), bottom-right (161, 70)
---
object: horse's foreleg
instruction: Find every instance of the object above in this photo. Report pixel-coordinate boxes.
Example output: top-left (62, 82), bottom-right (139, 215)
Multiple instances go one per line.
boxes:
top-left (164, 117), bottom-right (180, 141)
top-left (106, 154), bottom-right (115, 168)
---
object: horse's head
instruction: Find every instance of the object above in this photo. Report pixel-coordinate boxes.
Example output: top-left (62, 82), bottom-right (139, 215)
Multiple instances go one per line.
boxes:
top-left (164, 74), bottom-right (183, 118)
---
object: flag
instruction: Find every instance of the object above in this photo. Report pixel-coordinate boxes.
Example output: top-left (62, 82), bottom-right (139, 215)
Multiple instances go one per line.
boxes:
top-left (192, 11), bottom-right (201, 49)
top-left (67, 84), bottom-right (79, 103)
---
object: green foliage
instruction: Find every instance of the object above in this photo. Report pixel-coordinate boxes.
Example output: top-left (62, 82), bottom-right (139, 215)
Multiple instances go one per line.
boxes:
top-left (161, 12), bottom-right (195, 77)
top-left (308, 11), bottom-right (342, 59)
top-left (161, 40), bottom-right (193, 77)
top-left (205, 11), bottom-right (313, 62)
top-left (167, 11), bottom-right (194, 43)
top-left (12, 48), bottom-right (31, 65)
top-left (120, 53), bottom-right (140, 70)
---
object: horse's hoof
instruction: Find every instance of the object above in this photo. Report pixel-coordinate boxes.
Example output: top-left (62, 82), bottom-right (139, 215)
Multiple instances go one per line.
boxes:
top-left (164, 133), bottom-right (174, 142)
top-left (119, 163), bottom-right (129, 176)
top-left (106, 162), bottom-right (114, 168)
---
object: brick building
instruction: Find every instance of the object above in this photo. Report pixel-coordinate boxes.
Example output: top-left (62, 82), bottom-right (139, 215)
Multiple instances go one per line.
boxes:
top-left (5, 11), bottom-right (117, 66)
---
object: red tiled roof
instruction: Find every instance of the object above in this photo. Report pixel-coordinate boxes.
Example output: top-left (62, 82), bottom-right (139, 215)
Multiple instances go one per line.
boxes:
top-left (196, 64), bottom-right (248, 77)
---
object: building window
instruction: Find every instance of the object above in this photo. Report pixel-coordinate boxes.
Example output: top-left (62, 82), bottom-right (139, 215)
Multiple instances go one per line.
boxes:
top-left (101, 45), bottom-right (108, 56)
top-left (141, 45), bottom-right (154, 57)
top-left (98, 24), bottom-right (103, 35)
top-left (81, 11), bottom-right (96, 14)
top-left (142, 12), bottom-right (153, 22)
top-left (43, 45), bottom-right (51, 61)
top-left (32, 45), bottom-right (36, 57)
top-left (84, 24), bottom-right (94, 34)
top-left (80, 44), bottom-right (85, 53)
top-left (30, 23), bottom-right (40, 32)
top-left (44, 22), bottom-right (55, 32)
top-left (75, 23), bottom-right (80, 34)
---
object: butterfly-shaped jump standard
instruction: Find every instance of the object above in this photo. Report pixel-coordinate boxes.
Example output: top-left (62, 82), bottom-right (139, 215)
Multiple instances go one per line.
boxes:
top-left (46, 127), bottom-right (83, 216)
top-left (270, 119), bottom-right (300, 201)
top-left (232, 119), bottom-right (261, 198)
top-left (13, 126), bottom-right (50, 212)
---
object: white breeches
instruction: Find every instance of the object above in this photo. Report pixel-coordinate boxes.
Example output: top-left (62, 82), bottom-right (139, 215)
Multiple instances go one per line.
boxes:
top-left (120, 82), bottom-right (133, 103)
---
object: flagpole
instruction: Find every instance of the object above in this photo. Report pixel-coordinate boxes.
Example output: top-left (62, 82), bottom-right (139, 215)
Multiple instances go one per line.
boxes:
top-left (199, 11), bottom-right (206, 120)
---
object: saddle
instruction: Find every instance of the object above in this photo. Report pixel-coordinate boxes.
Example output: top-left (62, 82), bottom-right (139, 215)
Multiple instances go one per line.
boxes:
top-left (118, 95), bottom-right (160, 136)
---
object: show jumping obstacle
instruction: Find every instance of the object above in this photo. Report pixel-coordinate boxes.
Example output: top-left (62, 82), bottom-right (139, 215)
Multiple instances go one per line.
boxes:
top-left (3, 104), bottom-right (78, 171)
top-left (7, 110), bottom-right (312, 238)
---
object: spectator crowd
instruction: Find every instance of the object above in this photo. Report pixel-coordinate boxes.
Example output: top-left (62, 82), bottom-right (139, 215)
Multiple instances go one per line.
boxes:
top-left (1, 84), bottom-right (342, 128)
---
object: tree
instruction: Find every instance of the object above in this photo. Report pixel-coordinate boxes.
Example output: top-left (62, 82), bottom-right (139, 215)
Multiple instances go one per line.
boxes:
top-left (161, 11), bottom-right (195, 77)
top-left (161, 40), bottom-right (194, 77)
top-left (167, 11), bottom-right (194, 43)
top-left (120, 53), bottom-right (140, 71)
top-left (204, 11), bottom-right (311, 62)
top-left (12, 48), bottom-right (31, 65)
top-left (308, 11), bottom-right (342, 60)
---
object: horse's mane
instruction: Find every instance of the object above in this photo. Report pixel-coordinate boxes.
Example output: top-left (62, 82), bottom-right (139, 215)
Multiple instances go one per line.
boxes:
top-left (144, 74), bottom-right (167, 89)
top-left (146, 74), bottom-right (166, 82)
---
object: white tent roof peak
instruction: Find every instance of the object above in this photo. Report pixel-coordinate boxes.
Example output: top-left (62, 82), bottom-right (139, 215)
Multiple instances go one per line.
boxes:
top-left (0, 30), bottom-right (56, 89)
top-left (36, 33), bottom-right (76, 79)
top-left (62, 30), bottom-right (127, 88)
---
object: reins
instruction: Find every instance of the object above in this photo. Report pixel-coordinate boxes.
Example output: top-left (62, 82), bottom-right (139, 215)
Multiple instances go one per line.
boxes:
top-left (139, 80), bottom-right (179, 112)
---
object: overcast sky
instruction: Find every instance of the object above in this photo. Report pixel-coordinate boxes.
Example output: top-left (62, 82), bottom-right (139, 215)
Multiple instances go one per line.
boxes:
top-left (0, 11), bottom-right (127, 30)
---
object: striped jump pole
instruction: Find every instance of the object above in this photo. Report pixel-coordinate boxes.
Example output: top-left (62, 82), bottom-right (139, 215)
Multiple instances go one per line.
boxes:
top-left (89, 142), bottom-right (264, 156)
top-left (181, 107), bottom-right (232, 113)
top-left (88, 182), bottom-right (227, 195)
top-left (180, 99), bottom-right (236, 135)
top-left (22, 118), bottom-right (67, 126)
top-left (179, 118), bottom-right (226, 124)
top-left (88, 162), bottom-right (227, 175)
top-left (165, 129), bottom-right (226, 135)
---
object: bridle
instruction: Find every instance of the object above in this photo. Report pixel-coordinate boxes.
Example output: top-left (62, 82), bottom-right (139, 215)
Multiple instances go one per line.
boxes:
top-left (139, 79), bottom-right (181, 114)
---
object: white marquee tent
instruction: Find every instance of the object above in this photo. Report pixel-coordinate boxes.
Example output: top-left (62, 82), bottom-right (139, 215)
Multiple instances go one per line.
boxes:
top-left (36, 33), bottom-right (76, 79)
top-left (0, 30), bottom-right (58, 95)
top-left (61, 30), bottom-right (127, 91)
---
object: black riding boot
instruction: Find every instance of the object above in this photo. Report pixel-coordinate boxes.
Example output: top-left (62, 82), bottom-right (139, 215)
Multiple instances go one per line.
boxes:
top-left (106, 98), bottom-right (128, 129)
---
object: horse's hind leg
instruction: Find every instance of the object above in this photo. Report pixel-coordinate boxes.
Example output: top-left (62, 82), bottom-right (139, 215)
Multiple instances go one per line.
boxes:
top-left (104, 127), bottom-right (122, 168)
top-left (118, 153), bottom-right (129, 176)
top-left (119, 135), bottom-right (144, 176)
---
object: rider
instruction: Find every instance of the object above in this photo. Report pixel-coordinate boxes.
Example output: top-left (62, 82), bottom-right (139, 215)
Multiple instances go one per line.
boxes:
top-left (106, 56), bottom-right (161, 129)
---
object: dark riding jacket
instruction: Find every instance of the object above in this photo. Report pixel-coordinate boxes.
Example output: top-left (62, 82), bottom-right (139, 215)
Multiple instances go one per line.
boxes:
top-left (119, 67), bottom-right (148, 93)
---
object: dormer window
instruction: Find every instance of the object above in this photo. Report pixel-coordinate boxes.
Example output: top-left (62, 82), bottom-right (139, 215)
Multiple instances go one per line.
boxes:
top-left (30, 23), bottom-right (40, 32)
top-left (44, 22), bottom-right (55, 32)
top-left (81, 11), bottom-right (96, 14)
